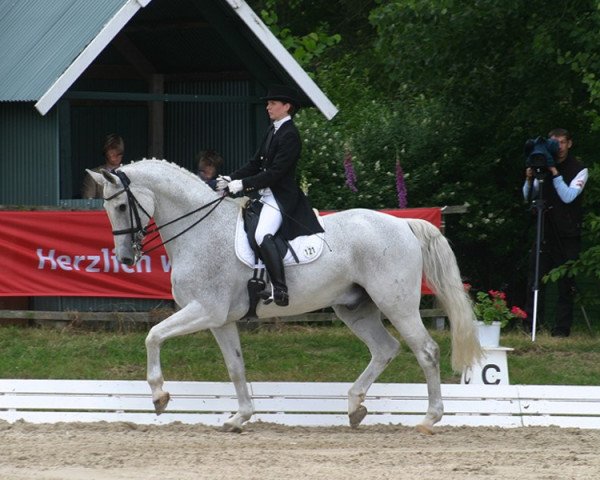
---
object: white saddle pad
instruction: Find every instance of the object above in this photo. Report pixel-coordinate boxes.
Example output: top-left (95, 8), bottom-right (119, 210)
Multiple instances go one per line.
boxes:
top-left (234, 209), bottom-right (326, 268)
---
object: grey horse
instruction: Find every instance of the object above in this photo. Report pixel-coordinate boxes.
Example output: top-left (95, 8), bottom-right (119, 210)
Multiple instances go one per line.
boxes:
top-left (88, 159), bottom-right (481, 434)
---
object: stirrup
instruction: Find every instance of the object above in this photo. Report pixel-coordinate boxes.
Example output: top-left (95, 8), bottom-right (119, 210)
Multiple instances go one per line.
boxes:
top-left (261, 284), bottom-right (289, 307)
top-left (258, 289), bottom-right (273, 305)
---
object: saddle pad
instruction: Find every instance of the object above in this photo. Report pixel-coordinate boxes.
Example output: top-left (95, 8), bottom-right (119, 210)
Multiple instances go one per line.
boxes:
top-left (234, 209), bottom-right (326, 268)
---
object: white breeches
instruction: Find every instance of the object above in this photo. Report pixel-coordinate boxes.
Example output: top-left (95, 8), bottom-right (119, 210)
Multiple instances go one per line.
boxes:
top-left (255, 193), bottom-right (282, 246)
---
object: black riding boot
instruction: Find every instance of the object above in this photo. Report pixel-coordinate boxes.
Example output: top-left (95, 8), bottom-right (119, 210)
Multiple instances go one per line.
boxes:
top-left (259, 234), bottom-right (289, 306)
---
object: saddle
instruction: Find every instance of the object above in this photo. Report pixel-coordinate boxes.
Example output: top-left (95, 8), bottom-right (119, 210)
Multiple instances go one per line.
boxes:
top-left (241, 199), bottom-right (299, 319)
top-left (242, 199), bottom-right (298, 263)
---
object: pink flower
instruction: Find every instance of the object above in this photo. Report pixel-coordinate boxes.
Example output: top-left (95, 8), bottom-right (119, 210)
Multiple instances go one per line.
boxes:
top-left (474, 289), bottom-right (527, 328)
top-left (511, 306), bottom-right (527, 319)
top-left (488, 290), bottom-right (506, 300)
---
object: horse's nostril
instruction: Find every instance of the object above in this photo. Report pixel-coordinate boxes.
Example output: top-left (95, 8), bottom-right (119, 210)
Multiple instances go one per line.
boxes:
top-left (121, 257), bottom-right (134, 266)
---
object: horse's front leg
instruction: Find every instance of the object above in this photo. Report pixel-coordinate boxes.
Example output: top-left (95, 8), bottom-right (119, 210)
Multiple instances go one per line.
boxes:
top-left (211, 321), bottom-right (254, 432)
top-left (145, 301), bottom-right (221, 414)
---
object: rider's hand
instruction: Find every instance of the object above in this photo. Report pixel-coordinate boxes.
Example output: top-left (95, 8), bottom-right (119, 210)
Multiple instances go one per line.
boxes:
top-left (215, 175), bottom-right (231, 191)
top-left (227, 179), bottom-right (243, 194)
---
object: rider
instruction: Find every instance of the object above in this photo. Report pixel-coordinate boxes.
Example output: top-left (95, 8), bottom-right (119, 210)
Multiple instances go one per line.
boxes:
top-left (216, 85), bottom-right (324, 307)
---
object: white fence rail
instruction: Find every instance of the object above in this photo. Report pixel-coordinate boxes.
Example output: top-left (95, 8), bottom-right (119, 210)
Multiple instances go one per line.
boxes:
top-left (1, 380), bottom-right (599, 429)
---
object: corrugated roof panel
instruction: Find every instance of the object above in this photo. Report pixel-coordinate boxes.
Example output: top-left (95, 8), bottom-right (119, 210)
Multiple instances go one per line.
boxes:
top-left (0, 0), bottom-right (127, 102)
top-left (0, 0), bottom-right (336, 118)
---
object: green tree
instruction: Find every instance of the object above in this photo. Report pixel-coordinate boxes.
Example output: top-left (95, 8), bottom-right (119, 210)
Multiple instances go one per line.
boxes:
top-left (248, 0), bottom-right (378, 56)
top-left (368, 0), bottom-right (600, 296)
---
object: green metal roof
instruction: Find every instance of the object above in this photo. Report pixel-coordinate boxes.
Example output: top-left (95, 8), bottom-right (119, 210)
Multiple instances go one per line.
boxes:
top-left (0, 0), bottom-right (337, 119)
top-left (0, 0), bottom-right (129, 102)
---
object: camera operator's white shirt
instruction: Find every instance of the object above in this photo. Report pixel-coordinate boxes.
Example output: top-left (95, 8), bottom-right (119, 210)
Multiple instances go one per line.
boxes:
top-left (523, 168), bottom-right (589, 204)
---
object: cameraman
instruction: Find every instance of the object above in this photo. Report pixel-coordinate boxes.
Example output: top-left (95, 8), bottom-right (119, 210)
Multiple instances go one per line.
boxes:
top-left (523, 128), bottom-right (588, 337)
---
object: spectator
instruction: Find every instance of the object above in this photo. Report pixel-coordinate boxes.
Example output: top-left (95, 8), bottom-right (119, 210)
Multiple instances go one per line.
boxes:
top-left (196, 149), bottom-right (224, 190)
top-left (81, 134), bottom-right (124, 199)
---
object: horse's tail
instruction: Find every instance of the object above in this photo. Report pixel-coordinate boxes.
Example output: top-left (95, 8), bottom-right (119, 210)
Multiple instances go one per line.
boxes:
top-left (406, 218), bottom-right (482, 371)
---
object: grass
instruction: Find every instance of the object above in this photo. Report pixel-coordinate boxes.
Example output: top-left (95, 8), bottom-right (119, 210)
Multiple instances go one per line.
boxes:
top-left (0, 323), bottom-right (599, 385)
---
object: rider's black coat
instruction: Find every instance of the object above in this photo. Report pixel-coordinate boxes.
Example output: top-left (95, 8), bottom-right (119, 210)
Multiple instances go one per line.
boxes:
top-left (230, 119), bottom-right (324, 241)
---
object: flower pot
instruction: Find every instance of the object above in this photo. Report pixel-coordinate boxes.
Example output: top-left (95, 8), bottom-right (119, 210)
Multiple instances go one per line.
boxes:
top-left (475, 321), bottom-right (501, 348)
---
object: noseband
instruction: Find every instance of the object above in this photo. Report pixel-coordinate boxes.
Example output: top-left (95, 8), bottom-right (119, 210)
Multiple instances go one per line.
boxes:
top-left (106, 170), bottom-right (225, 259)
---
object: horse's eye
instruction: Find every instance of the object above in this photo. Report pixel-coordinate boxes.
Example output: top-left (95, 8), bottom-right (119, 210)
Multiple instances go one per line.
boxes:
top-left (118, 204), bottom-right (127, 212)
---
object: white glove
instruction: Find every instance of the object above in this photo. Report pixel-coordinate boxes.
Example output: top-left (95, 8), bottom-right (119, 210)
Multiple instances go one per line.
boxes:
top-left (215, 175), bottom-right (231, 191)
top-left (227, 179), bottom-right (244, 194)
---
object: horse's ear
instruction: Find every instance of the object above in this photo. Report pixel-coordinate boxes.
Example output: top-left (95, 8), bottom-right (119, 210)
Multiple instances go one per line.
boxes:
top-left (100, 168), bottom-right (117, 184)
top-left (86, 169), bottom-right (117, 185)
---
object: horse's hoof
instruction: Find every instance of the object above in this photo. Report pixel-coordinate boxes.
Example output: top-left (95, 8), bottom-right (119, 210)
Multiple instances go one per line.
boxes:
top-left (349, 405), bottom-right (368, 428)
top-left (416, 424), bottom-right (434, 435)
top-left (221, 423), bottom-right (243, 434)
top-left (153, 392), bottom-right (170, 415)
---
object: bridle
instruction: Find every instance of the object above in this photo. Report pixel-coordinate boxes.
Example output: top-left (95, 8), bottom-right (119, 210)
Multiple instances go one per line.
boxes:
top-left (106, 170), bottom-right (225, 261)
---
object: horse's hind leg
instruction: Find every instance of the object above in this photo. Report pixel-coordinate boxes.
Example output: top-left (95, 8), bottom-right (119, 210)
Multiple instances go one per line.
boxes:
top-left (385, 310), bottom-right (443, 434)
top-left (333, 299), bottom-right (400, 428)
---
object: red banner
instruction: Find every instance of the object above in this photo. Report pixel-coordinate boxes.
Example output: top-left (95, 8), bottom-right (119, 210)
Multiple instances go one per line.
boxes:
top-left (321, 207), bottom-right (441, 226)
top-left (0, 208), bottom-right (441, 298)
top-left (0, 211), bottom-right (169, 298)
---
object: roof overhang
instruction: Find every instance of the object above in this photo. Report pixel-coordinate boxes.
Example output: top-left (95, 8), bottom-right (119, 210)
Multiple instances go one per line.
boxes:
top-left (222, 0), bottom-right (338, 120)
top-left (35, 0), bottom-right (151, 116)
top-left (34, 0), bottom-right (338, 120)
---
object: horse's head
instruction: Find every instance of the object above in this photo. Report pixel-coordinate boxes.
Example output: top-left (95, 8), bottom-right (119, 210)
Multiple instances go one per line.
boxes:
top-left (87, 168), bottom-right (155, 266)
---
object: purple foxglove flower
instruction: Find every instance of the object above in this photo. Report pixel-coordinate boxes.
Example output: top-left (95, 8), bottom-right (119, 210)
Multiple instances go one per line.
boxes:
top-left (396, 161), bottom-right (408, 208)
top-left (343, 152), bottom-right (358, 193)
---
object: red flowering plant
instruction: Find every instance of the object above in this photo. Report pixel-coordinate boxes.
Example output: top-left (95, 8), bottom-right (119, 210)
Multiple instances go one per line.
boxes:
top-left (469, 288), bottom-right (527, 328)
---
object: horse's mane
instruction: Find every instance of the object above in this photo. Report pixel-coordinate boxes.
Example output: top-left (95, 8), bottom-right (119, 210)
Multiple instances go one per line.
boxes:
top-left (123, 158), bottom-right (213, 190)
top-left (128, 158), bottom-right (201, 181)
top-left (122, 158), bottom-right (242, 205)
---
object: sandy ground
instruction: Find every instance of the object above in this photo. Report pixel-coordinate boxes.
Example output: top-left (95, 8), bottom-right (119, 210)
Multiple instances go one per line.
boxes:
top-left (1, 422), bottom-right (599, 480)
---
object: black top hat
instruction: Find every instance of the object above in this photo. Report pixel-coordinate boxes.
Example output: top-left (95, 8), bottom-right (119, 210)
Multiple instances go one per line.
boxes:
top-left (261, 85), bottom-right (301, 107)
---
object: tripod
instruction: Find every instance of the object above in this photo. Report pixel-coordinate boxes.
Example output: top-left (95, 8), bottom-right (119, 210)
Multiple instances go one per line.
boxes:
top-left (529, 174), bottom-right (546, 342)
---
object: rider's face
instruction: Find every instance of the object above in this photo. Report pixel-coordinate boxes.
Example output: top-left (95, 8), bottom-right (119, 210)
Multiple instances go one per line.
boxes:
top-left (266, 100), bottom-right (290, 122)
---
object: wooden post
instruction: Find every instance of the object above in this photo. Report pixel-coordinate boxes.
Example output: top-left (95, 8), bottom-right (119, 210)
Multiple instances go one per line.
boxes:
top-left (148, 74), bottom-right (164, 158)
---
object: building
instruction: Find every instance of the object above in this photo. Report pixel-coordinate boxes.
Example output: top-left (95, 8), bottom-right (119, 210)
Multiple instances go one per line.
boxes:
top-left (0, 0), bottom-right (337, 205)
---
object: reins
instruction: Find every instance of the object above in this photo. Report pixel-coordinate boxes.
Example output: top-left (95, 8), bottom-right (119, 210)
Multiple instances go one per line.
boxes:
top-left (142, 196), bottom-right (225, 254)
top-left (108, 170), bottom-right (226, 257)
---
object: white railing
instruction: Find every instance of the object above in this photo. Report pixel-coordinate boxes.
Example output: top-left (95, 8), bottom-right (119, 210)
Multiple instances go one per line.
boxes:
top-left (1, 380), bottom-right (600, 429)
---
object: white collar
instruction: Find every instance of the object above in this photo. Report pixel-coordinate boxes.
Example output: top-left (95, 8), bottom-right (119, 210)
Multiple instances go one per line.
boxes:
top-left (273, 115), bottom-right (291, 132)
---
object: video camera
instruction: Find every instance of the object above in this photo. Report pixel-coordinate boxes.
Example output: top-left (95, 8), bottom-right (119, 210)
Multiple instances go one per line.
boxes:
top-left (524, 136), bottom-right (558, 173)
